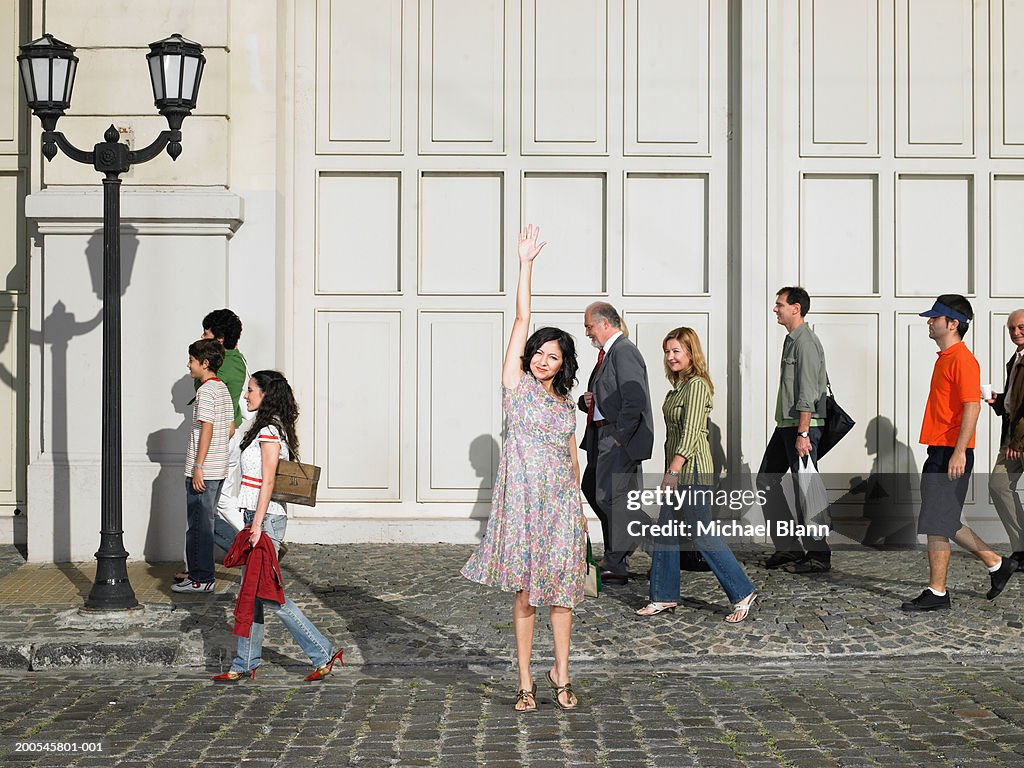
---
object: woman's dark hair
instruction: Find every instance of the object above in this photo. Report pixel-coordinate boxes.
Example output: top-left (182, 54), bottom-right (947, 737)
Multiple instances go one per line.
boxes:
top-left (521, 327), bottom-right (578, 398)
top-left (240, 370), bottom-right (300, 458)
top-left (202, 308), bottom-right (243, 349)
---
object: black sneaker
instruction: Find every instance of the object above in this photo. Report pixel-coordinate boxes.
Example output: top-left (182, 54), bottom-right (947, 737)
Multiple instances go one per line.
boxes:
top-left (901, 589), bottom-right (951, 612)
top-left (785, 557), bottom-right (831, 574)
top-left (764, 551), bottom-right (803, 570)
top-left (1013, 551), bottom-right (1024, 572)
top-left (987, 557), bottom-right (1017, 600)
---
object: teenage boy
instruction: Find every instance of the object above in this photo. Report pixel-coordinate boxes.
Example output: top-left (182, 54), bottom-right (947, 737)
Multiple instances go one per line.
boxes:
top-left (176, 310), bottom-right (250, 581)
top-left (202, 309), bottom-right (251, 554)
top-left (173, 338), bottom-right (234, 594)
top-left (901, 295), bottom-right (1017, 611)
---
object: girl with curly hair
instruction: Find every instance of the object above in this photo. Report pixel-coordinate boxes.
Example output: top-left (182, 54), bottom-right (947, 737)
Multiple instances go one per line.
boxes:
top-left (213, 370), bottom-right (344, 681)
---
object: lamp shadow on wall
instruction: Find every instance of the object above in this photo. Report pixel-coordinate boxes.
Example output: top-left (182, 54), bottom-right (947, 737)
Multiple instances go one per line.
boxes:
top-left (469, 434), bottom-right (500, 541)
top-left (46, 226), bottom-right (139, 563)
top-left (143, 374), bottom-right (195, 563)
top-left (0, 266), bottom-right (16, 393)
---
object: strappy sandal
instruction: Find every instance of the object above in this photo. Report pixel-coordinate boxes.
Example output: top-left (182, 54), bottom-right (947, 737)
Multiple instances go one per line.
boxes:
top-left (635, 601), bottom-right (677, 617)
top-left (725, 592), bottom-right (758, 623)
top-left (513, 683), bottom-right (537, 712)
top-left (546, 670), bottom-right (578, 710)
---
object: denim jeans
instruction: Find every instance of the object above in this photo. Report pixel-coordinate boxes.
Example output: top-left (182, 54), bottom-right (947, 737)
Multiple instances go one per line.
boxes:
top-left (649, 485), bottom-right (755, 605)
top-left (213, 516), bottom-right (238, 554)
top-left (184, 477), bottom-right (224, 583)
top-left (755, 425), bottom-right (831, 560)
top-left (230, 510), bottom-right (333, 673)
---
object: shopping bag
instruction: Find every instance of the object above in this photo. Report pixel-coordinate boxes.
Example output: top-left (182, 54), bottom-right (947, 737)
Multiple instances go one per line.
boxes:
top-left (584, 536), bottom-right (602, 598)
top-left (796, 455), bottom-right (831, 526)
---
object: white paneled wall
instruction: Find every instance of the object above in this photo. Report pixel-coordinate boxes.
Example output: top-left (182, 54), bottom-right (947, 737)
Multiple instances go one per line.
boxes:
top-left (772, 0), bottom-right (1024, 539)
top-left (0, 0), bottom-right (24, 542)
top-left (288, 0), bottom-right (729, 541)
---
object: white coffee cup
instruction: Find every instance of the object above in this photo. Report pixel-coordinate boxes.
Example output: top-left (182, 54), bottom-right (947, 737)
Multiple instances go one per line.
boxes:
top-left (981, 383), bottom-right (993, 400)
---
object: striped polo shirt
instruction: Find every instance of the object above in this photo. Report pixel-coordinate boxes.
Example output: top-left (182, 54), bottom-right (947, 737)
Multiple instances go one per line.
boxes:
top-left (662, 376), bottom-right (715, 486)
top-left (184, 377), bottom-right (233, 480)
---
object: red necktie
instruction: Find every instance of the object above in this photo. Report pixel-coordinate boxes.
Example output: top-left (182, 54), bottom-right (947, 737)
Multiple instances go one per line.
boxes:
top-left (586, 348), bottom-right (606, 426)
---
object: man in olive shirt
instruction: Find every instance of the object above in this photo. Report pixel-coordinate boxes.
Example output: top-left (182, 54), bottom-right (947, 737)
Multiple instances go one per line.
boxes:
top-left (756, 287), bottom-right (832, 572)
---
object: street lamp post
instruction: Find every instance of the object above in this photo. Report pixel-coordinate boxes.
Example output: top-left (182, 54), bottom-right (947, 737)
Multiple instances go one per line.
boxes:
top-left (18, 33), bottom-right (205, 611)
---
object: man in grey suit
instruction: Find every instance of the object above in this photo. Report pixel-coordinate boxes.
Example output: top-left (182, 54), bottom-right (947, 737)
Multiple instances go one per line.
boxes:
top-left (578, 302), bottom-right (655, 584)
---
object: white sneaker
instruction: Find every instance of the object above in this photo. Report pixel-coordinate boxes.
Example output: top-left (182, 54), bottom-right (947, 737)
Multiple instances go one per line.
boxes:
top-left (171, 579), bottom-right (215, 594)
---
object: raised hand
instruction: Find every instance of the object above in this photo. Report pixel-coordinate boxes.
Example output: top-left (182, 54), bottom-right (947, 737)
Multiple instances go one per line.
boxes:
top-left (518, 224), bottom-right (547, 262)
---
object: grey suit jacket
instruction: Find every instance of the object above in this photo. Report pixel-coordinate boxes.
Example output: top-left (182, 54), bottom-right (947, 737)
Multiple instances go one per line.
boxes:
top-left (588, 335), bottom-right (655, 462)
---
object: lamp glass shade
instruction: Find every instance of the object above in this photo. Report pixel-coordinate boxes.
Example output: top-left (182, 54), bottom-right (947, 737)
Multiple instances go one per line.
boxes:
top-left (65, 58), bottom-right (77, 103)
top-left (147, 34), bottom-right (205, 114)
top-left (19, 58), bottom-right (35, 102)
top-left (148, 56), bottom-right (163, 101)
top-left (181, 56), bottom-right (199, 101)
top-left (163, 54), bottom-right (183, 99)
top-left (17, 34), bottom-right (77, 114)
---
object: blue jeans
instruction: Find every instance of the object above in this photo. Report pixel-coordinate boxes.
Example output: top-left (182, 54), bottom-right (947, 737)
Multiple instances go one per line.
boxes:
top-left (214, 516), bottom-right (238, 554)
top-left (184, 477), bottom-right (224, 583)
top-left (649, 485), bottom-right (755, 605)
top-left (230, 510), bottom-right (333, 673)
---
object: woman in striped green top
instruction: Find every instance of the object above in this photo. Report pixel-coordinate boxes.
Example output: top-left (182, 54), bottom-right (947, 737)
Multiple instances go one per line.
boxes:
top-left (636, 328), bottom-right (758, 623)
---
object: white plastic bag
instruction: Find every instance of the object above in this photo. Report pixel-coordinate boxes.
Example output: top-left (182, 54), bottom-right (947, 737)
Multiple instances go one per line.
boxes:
top-left (796, 455), bottom-right (831, 527)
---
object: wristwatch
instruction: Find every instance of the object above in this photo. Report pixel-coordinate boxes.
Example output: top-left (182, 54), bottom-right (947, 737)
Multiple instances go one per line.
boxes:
top-left (797, 431), bottom-right (810, 438)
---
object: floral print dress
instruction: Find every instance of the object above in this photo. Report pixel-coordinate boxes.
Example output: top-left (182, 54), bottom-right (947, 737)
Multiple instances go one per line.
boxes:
top-left (462, 372), bottom-right (585, 608)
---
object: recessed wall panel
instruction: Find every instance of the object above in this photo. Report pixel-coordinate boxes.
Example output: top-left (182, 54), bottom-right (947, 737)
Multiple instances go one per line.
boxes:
top-left (316, 311), bottom-right (401, 500)
top-left (800, 0), bottom-right (878, 155)
top-left (993, 0), bottom-right (1024, 155)
top-left (0, 173), bottom-right (23, 291)
top-left (896, 0), bottom-right (974, 155)
top-left (896, 175), bottom-right (972, 296)
top-left (317, 173), bottom-right (400, 294)
top-left (0, 0), bottom-right (17, 148)
top-left (0, 307), bottom-right (16, 498)
top-left (420, 173), bottom-right (503, 294)
top-left (624, 0), bottom-right (709, 155)
top-left (523, 0), bottom-right (607, 154)
top-left (318, 0), bottom-right (403, 153)
top-left (419, 0), bottom-right (504, 153)
top-left (807, 314), bottom-right (878, 483)
top-left (992, 176), bottom-right (1024, 295)
top-left (623, 173), bottom-right (707, 295)
top-left (522, 174), bottom-right (605, 295)
top-left (800, 175), bottom-right (877, 295)
top-left (418, 312), bottom-right (504, 501)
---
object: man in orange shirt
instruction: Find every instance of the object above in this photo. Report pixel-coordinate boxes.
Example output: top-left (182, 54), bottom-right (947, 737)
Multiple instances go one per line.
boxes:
top-left (902, 294), bottom-right (1017, 611)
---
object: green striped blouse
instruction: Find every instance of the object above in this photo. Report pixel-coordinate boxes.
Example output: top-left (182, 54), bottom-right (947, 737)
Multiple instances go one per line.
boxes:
top-left (662, 376), bottom-right (714, 486)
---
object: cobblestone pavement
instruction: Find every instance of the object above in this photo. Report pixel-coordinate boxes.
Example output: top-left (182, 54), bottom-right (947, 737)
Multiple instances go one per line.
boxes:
top-left (3, 544), bottom-right (1024, 671)
top-left (2, 544), bottom-right (1024, 765)
top-left (1, 660), bottom-right (1023, 767)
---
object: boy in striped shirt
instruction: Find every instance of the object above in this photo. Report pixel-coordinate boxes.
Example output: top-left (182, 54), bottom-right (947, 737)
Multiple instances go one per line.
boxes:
top-left (173, 338), bottom-right (234, 593)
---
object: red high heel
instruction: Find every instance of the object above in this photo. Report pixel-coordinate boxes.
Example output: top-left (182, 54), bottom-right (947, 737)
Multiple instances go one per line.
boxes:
top-left (212, 669), bottom-right (256, 682)
top-left (304, 648), bottom-right (344, 681)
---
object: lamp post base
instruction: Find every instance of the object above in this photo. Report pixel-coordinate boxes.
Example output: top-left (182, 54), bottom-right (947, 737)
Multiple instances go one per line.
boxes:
top-left (83, 547), bottom-right (139, 611)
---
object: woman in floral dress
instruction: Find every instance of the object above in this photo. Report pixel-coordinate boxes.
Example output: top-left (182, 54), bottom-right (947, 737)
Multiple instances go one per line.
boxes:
top-left (462, 225), bottom-right (586, 712)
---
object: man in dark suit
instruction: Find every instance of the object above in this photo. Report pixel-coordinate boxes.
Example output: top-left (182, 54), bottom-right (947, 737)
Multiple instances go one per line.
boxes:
top-left (578, 302), bottom-right (654, 584)
top-left (985, 309), bottom-right (1024, 568)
